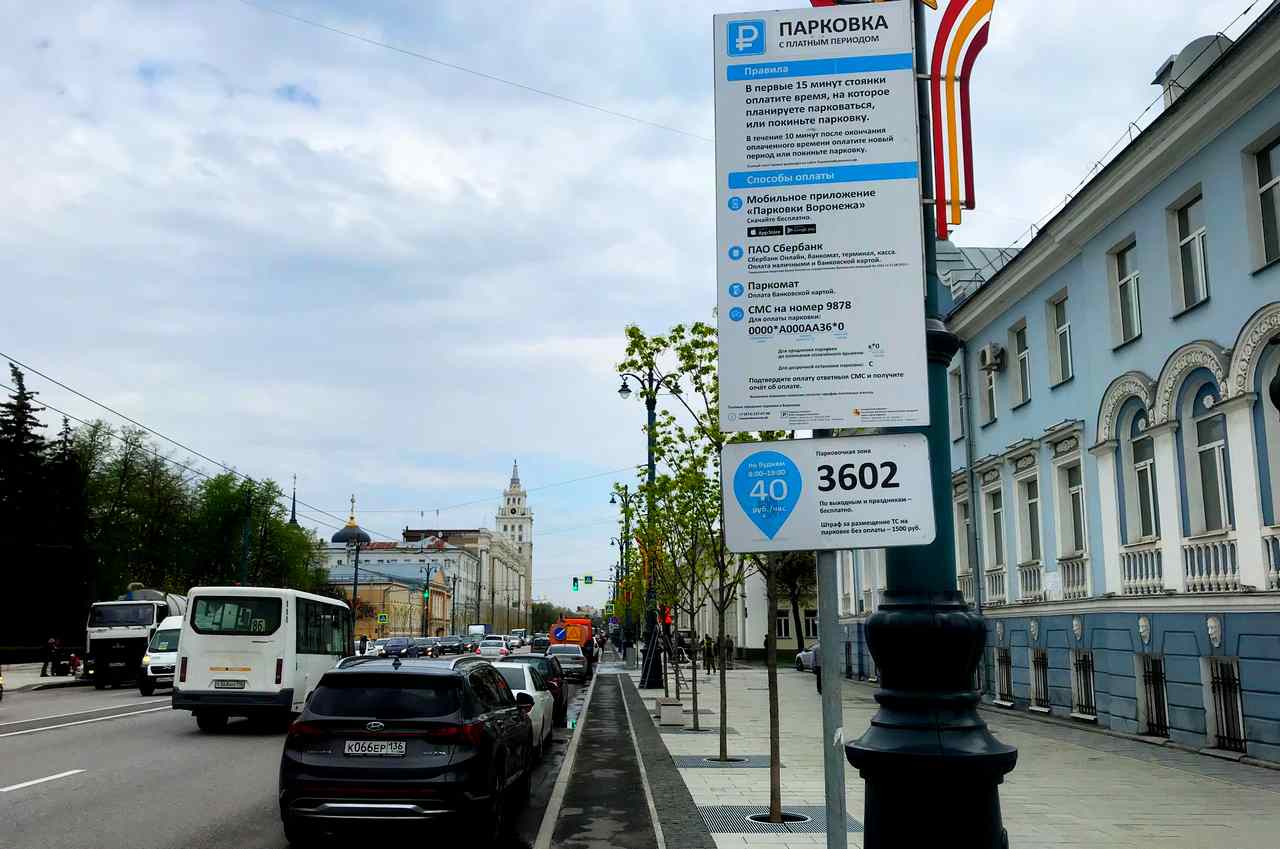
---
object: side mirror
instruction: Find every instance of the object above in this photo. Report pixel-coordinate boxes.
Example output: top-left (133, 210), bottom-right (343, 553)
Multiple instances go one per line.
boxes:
top-left (516, 691), bottom-right (534, 713)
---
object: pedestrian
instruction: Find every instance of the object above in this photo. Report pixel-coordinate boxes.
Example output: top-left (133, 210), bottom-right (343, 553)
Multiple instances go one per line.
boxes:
top-left (703, 634), bottom-right (715, 673)
top-left (40, 636), bottom-right (56, 677)
top-left (726, 634), bottom-right (735, 670)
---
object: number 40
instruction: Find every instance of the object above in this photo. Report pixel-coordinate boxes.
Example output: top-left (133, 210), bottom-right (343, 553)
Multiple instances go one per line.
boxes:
top-left (749, 479), bottom-right (789, 500)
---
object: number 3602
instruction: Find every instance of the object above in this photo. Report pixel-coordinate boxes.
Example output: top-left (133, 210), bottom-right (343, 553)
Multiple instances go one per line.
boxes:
top-left (816, 462), bottom-right (900, 492)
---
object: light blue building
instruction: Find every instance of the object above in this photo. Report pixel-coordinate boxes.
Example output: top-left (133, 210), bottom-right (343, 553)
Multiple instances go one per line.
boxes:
top-left (840, 5), bottom-right (1280, 763)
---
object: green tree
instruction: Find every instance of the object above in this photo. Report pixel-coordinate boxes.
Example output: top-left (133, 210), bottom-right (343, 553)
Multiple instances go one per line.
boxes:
top-left (777, 550), bottom-right (817, 653)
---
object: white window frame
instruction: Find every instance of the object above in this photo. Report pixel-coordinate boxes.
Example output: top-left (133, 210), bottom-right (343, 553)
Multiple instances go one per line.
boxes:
top-left (1113, 243), bottom-right (1142, 343)
top-left (1016, 471), bottom-right (1043, 566)
top-left (954, 497), bottom-right (972, 574)
top-left (984, 482), bottom-right (1006, 570)
top-left (1052, 453), bottom-right (1088, 557)
top-left (775, 610), bottom-right (791, 639)
top-left (1132, 431), bottom-right (1160, 541)
top-left (803, 609), bottom-right (819, 639)
top-left (1258, 139), bottom-right (1280, 265)
top-left (1176, 196), bottom-right (1209, 309)
top-left (1195, 412), bottom-right (1230, 533)
top-left (1009, 322), bottom-right (1031, 406)
top-left (1047, 292), bottom-right (1073, 384)
top-left (982, 368), bottom-right (997, 424)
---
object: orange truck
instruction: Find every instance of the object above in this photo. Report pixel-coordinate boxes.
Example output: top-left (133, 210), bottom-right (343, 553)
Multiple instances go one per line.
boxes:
top-left (549, 618), bottom-right (593, 651)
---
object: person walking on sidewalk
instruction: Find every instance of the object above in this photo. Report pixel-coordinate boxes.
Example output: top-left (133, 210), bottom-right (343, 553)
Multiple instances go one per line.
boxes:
top-left (703, 634), bottom-right (715, 673)
top-left (40, 637), bottom-right (57, 677)
top-left (725, 634), bottom-right (735, 670)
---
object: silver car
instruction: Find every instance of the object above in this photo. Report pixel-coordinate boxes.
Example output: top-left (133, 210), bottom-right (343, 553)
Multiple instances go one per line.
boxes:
top-left (795, 641), bottom-right (819, 672)
top-left (477, 638), bottom-right (511, 658)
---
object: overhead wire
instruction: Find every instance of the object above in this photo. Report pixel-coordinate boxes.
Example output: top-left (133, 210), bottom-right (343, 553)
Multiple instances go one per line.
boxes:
top-left (234, 0), bottom-right (713, 143)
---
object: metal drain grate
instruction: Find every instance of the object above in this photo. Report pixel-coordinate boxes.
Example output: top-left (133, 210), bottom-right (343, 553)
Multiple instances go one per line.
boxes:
top-left (672, 754), bottom-right (777, 769)
top-left (659, 726), bottom-right (738, 735)
top-left (699, 805), bottom-right (863, 834)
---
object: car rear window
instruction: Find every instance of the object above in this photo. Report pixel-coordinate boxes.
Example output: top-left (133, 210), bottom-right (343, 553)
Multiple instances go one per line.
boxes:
top-left (497, 667), bottom-right (527, 691)
top-left (191, 596), bottom-right (282, 636)
top-left (309, 674), bottom-right (460, 719)
top-left (549, 645), bottom-right (582, 655)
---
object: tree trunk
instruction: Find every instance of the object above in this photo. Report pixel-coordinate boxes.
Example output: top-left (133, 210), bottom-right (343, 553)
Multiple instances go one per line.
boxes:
top-left (790, 591), bottom-right (806, 655)
top-left (690, 570), bottom-right (700, 732)
top-left (718, 567), bottom-right (728, 762)
top-left (766, 558), bottom-right (782, 822)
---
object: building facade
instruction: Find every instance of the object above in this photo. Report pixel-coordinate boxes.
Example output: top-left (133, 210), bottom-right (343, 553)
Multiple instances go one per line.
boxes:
top-left (835, 10), bottom-right (1280, 762)
top-left (327, 538), bottom-right (474, 636)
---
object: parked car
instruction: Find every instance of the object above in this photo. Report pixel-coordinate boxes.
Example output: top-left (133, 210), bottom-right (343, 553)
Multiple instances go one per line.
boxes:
top-left (412, 637), bottom-right (440, 658)
top-left (503, 654), bottom-right (567, 726)
top-left (364, 639), bottom-right (388, 657)
top-left (795, 642), bottom-right (818, 673)
top-left (529, 635), bottom-right (551, 654)
top-left (382, 637), bottom-right (413, 658)
top-left (494, 662), bottom-right (554, 758)
top-left (547, 644), bottom-right (587, 682)
top-left (477, 638), bottom-right (511, 659)
top-left (278, 658), bottom-right (534, 844)
top-left (436, 635), bottom-right (465, 655)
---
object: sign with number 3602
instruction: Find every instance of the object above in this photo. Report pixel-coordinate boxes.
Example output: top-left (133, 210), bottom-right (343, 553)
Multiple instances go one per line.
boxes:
top-left (721, 434), bottom-right (935, 553)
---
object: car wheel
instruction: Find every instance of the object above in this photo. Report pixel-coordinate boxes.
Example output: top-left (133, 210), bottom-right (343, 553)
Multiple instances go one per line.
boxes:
top-left (795, 658), bottom-right (804, 672)
top-left (481, 762), bottom-right (507, 843)
top-left (93, 679), bottom-right (106, 690)
top-left (196, 711), bottom-right (228, 732)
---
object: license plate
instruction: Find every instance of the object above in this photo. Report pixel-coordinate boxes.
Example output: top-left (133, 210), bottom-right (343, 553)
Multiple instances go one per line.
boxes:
top-left (156, 677), bottom-right (173, 684)
top-left (213, 679), bottom-right (246, 689)
top-left (344, 740), bottom-right (406, 757)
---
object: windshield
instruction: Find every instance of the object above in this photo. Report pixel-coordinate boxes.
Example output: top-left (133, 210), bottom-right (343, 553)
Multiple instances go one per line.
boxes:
top-left (191, 596), bottom-right (282, 636)
top-left (309, 674), bottom-right (460, 719)
top-left (497, 667), bottom-right (527, 691)
top-left (549, 645), bottom-right (582, 656)
top-left (89, 603), bottom-right (155, 627)
top-left (148, 629), bottom-right (180, 652)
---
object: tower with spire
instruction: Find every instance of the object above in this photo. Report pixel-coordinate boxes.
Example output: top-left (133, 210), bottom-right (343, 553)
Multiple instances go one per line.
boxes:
top-left (287, 474), bottom-right (299, 527)
top-left (496, 460), bottom-right (533, 595)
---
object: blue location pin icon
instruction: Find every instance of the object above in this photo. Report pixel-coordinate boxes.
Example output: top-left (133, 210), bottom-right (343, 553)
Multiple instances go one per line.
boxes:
top-left (733, 451), bottom-right (802, 540)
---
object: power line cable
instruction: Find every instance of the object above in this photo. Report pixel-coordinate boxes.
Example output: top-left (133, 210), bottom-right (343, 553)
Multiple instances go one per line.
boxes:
top-left (0, 354), bottom-right (399, 539)
top-left (234, 0), bottom-right (713, 143)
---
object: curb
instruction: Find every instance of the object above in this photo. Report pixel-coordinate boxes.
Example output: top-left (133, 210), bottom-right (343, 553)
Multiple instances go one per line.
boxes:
top-left (20, 679), bottom-right (94, 693)
top-left (532, 672), bottom-right (598, 849)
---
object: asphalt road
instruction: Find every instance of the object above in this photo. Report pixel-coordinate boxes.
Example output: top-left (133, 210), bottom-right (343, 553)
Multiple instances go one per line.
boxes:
top-left (1, 658), bottom-right (582, 849)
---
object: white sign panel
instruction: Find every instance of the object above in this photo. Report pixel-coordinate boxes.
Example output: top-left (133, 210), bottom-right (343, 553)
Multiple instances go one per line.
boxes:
top-left (714, 2), bottom-right (928, 432)
top-left (722, 434), bottom-right (935, 553)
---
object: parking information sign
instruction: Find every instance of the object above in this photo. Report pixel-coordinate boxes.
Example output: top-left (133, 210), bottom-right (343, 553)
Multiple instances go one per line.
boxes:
top-left (722, 434), bottom-right (935, 553)
top-left (715, 2), bottom-right (928, 432)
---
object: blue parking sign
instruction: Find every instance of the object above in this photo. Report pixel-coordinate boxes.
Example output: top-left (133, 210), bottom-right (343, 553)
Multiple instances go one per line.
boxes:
top-left (727, 20), bottom-right (765, 57)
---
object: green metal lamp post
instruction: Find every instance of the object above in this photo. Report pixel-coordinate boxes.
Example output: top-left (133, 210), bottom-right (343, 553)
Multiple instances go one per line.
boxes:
top-left (843, 4), bottom-right (1016, 847)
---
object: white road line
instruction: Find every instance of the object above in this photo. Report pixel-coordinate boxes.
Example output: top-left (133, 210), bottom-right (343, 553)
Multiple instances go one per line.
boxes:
top-left (1, 770), bottom-right (85, 793)
top-left (0, 700), bottom-right (169, 728)
top-left (0, 706), bottom-right (169, 739)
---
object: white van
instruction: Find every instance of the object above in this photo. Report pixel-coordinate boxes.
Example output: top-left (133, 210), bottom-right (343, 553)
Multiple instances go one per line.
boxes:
top-left (139, 615), bottom-right (183, 696)
top-left (174, 587), bottom-right (351, 732)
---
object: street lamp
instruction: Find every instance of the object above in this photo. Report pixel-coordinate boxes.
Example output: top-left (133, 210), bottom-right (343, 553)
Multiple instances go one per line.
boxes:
top-left (331, 496), bottom-right (371, 639)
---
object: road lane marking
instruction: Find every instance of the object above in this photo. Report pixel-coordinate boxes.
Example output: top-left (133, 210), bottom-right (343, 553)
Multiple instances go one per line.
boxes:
top-left (0, 707), bottom-right (169, 739)
top-left (1, 770), bottom-right (85, 793)
top-left (0, 700), bottom-right (169, 728)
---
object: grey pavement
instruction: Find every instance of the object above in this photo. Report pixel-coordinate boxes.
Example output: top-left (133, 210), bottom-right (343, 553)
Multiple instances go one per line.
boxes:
top-left (637, 664), bottom-right (1280, 849)
top-left (1, 662), bottom-right (89, 692)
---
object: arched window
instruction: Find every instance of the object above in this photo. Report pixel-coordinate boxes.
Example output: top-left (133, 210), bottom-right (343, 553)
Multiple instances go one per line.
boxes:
top-left (1176, 372), bottom-right (1233, 535)
top-left (1117, 398), bottom-right (1159, 542)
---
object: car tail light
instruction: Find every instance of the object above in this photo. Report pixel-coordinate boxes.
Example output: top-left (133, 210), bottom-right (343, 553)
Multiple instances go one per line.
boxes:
top-left (179, 656), bottom-right (187, 683)
top-left (475, 647), bottom-right (481, 654)
top-left (500, 647), bottom-right (509, 656)
top-left (422, 721), bottom-right (485, 747)
top-left (284, 721), bottom-right (328, 751)
top-left (275, 658), bottom-right (284, 685)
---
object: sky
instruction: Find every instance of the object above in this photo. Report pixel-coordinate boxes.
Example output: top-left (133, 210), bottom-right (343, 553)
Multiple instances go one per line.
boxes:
top-left (0, 0), bottom-right (1270, 607)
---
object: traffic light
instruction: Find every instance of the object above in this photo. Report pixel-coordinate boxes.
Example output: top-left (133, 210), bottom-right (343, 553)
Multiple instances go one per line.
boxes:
top-left (422, 585), bottom-right (430, 601)
top-left (663, 606), bottom-right (673, 625)
top-left (572, 577), bottom-right (580, 592)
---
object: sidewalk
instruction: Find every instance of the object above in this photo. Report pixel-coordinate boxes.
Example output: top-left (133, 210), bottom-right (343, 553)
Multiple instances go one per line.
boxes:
top-left (628, 664), bottom-right (1280, 849)
top-left (1, 663), bottom-right (89, 692)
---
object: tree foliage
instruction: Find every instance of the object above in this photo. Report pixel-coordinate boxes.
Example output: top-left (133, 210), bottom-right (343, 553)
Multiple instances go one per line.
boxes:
top-left (0, 365), bottom-right (330, 651)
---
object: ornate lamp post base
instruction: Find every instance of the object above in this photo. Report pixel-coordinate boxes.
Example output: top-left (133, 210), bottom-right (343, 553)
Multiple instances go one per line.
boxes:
top-left (846, 590), bottom-right (1017, 849)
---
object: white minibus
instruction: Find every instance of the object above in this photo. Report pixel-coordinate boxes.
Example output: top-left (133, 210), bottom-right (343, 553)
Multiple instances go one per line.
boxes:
top-left (174, 587), bottom-right (351, 731)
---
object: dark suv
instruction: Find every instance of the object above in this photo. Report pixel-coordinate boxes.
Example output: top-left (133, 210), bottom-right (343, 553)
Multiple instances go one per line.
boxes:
top-left (436, 636), bottom-right (464, 655)
top-left (278, 658), bottom-right (534, 844)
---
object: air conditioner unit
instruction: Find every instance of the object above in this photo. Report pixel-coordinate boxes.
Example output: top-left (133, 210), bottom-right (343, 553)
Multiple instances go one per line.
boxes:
top-left (978, 343), bottom-right (1006, 372)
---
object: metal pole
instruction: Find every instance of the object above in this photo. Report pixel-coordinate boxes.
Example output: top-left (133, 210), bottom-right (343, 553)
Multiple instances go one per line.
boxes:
top-left (813, 431), bottom-right (847, 849)
top-left (844, 4), bottom-right (1015, 846)
top-left (351, 542), bottom-right (361, 638)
